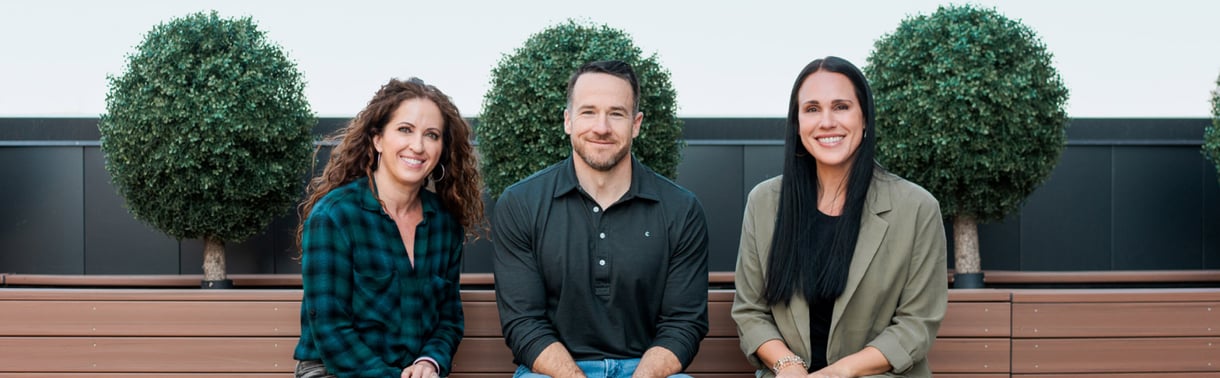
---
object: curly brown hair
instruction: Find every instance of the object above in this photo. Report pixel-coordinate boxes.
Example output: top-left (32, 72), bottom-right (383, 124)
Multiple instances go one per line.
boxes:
top-left (296, 78), bottom-right (485, 253)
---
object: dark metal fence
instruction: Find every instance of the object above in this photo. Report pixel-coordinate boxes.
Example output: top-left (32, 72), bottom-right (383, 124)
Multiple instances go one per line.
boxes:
top-left (1, 118), bottom-right (1216, 274)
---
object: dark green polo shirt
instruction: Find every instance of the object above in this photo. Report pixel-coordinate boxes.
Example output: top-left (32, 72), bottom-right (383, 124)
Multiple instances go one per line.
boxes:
top-left (492, 156), bottom-right (710, 370)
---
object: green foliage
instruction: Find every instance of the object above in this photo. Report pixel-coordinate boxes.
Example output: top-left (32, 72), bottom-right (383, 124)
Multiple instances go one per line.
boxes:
top-left (1206, 72), bottom-right (1220, 186)
top-left (865, 4), bottom-right (1069, 222)
top-left (478, 20), bottom-right (684, 198)
top-left (99, 11), bottom-right (315, 242)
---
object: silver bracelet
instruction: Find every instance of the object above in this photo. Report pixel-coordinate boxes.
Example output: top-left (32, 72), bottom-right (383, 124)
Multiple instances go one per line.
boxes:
top-left (771, 355), bottom-right (807, 374)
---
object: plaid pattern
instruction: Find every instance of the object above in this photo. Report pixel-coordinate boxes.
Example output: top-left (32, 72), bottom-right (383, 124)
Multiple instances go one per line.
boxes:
top-left (294, 177), bottom-right (464, 378)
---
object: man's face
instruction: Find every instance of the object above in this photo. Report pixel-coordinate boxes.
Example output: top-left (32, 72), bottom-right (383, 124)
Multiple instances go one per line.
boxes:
top-left (564, 72), bottom-right (642, 172)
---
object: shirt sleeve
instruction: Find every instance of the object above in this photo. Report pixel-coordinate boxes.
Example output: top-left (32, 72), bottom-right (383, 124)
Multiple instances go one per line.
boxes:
top-left (420, 229), bottom-right (465, 376)
top-left (649, 197), bottom-right (711, 369)
top-left (301, 211), bottom-right (402, 378)
top-left (491, 190), bottom-right (560, 368)
top-left (731, 185), bottom-right (786, 370)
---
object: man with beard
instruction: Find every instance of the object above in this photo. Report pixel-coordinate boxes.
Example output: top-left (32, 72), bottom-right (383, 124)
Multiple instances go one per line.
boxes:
top-left (492, 60), bottom-right (710, 378)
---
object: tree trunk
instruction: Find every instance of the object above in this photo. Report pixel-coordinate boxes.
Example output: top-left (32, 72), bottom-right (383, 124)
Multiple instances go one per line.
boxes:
top-left (953, 215), bottom-right (980, 273)
top-left (953, 214), bottom-right (984, 288)
top-left (202, 236), bottom-right (227, 282)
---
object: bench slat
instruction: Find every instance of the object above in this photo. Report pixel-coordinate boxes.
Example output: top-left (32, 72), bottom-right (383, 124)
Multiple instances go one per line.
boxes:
top-left (926, 338), bottom-right (1011, 373)
top-left (687, 338), bottom-right (754, 372)
top-left (947, 289), bottom-right (1012, 302)
top-left (0, 337), bottom-right (296, 373)
top-left (0, 374), bottom-right (288, 377)
top-left (0, 301), bottom-right (300, 337)
top-left (1012, 337), bottom-right (1220, 373)
top-left (1013, 302), bottom-right (1220, 338)
top-left (1012, 289), bottom-right (1220, 303)
top-left (0, 288), bottom-right (301, 301)
top-left (708, 301), bottom-right (736, 337)
top-left (1016, 374), bottom-right (1220, 378)
top-left (460, 301), bottom-right (501, 337)
top-left (938, 302), bottom-right (1011, 338)
top-left (450, 337), bottom-right (515, 373)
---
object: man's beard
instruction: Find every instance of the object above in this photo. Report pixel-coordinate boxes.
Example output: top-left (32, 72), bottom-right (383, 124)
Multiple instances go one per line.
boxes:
top-left (575, 140), bottom-right (631, 172)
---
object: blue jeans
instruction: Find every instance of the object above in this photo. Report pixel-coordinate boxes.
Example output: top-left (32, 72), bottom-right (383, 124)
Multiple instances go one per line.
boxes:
top-left (513, 358), bottom-right (693, 378)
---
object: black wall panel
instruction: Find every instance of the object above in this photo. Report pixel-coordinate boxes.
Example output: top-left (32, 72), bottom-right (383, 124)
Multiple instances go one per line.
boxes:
top-left (1205, 165), bottom-right (1220, 269)
top-left (976, 214), bottom-right (1022, 270)
top-left (676, 145), bottom-right (745, 272)
top-left (1020, 147), bottom-right (1113, 270)
top-left (0, 147), bottom-right (84, 273)
top-left (1112, 147), bottom-right (1203, 269)
top-left (83, 147), bottom-right (179, 274)
top-left (461, 193), bottom-right (497, 274)
top-left (741, 145), bottom-right (784, 198)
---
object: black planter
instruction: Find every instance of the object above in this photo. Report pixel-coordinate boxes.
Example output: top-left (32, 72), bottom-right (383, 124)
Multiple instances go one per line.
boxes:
top-left (953, 272), bottom-right (984, 289)
top-left (201, 279), bottom-right (234, 289)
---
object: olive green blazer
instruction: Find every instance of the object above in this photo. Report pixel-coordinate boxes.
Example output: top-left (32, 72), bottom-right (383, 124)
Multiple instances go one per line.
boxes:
top-left (731, 171), bottom-right (948, 377)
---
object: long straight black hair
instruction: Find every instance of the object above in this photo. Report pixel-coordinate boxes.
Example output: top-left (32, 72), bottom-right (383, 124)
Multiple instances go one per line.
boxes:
top-left (763, 56), bottom-right (878, 306)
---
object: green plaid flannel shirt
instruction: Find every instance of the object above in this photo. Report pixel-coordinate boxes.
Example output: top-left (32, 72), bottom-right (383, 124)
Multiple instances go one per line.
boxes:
top-left (294, 177), bottom-right (464, 377)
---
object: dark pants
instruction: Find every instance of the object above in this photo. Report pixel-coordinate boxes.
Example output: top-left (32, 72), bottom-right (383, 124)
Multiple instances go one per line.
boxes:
top-left (295, 360), bottom-right (337, 378)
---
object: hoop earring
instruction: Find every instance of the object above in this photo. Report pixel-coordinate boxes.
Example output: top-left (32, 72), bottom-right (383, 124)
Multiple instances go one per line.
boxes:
top-left (374, 153), bottom-right (381, 170)
top-left (430, 164), bottom-right (446, 182)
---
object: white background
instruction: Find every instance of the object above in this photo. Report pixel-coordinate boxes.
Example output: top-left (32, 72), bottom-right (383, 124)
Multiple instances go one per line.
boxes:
top-left (1, 0), bottom-right (1216, 118)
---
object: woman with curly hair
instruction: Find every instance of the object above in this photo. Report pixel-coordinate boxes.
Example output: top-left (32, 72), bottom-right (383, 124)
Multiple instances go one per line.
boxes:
top-left (292, 78), bottom-right (484, 378)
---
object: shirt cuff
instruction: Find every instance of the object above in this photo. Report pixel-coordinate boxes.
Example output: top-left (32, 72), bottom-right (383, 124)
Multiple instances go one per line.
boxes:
top-left (414, 357), bottom-right (440, 373)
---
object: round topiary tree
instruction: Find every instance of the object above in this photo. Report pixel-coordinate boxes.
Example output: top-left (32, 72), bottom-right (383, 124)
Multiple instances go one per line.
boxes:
top-left (1206, 73), bottom-right (1220, 187)
top-left (99, 11), bottom-right (315, 288)
top-left (479, 20), bottom-right (683, 198)
top-left (865, 4), bottom-right (1069, 288)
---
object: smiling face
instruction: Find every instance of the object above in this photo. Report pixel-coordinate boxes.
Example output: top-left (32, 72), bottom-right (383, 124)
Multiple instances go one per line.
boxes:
top-left (796, 70), bottom-right (865, 175)
top-left (373, 97), bottom-right (445, 191)
top-left (564, 72), bottom-right (642, 173)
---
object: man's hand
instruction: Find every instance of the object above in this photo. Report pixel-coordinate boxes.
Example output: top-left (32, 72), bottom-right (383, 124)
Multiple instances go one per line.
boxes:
top-left (632, 347), bottom-right (682, 378)
top-left (532, 342), bottom-right (587, 378)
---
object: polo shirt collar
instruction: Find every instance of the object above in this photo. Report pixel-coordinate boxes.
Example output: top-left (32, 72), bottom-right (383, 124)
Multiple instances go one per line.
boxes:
top-left (552, 155), bottom-right (661, 202)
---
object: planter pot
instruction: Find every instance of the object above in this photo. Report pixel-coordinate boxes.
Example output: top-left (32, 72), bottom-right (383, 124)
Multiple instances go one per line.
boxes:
top-left (953, 272), bottom-right (984, 289)
top-left (201, 279), bottom-right (234, 289)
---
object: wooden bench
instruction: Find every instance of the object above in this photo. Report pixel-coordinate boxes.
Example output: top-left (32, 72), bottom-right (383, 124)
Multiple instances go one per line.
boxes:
top-left (1, 273), bottom-right (1215, 377)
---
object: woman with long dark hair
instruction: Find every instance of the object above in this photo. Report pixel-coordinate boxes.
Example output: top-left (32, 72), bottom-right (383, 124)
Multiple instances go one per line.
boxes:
top-left (292, 78), bottom-right (484, 378)
top-left (732, 57), bottom-right (947, 378)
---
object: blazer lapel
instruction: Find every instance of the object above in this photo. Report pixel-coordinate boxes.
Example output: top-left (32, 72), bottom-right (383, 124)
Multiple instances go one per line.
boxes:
top-left (831, 175), bottom-right (891, 354)
top-left (788, 294), bottom-right (812, 359)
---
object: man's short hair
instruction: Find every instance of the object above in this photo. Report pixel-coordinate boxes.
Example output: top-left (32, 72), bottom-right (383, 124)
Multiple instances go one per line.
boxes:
top-left (565, 60), bottom-right (640, 113)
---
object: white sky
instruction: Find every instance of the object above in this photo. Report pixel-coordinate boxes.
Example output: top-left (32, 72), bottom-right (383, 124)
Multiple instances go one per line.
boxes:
top-left (1, 0), bottom-right (1216, 118)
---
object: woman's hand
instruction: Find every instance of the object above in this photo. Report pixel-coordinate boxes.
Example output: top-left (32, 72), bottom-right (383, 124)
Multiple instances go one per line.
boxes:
top-left (773, 365), bottom-right (810, 378)
top-left (806, 366), bottom-right (851, 378)
top-left (804, 346), bottom-right (890, 378)
top-left (401, 360), bottom-right (439, 378)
